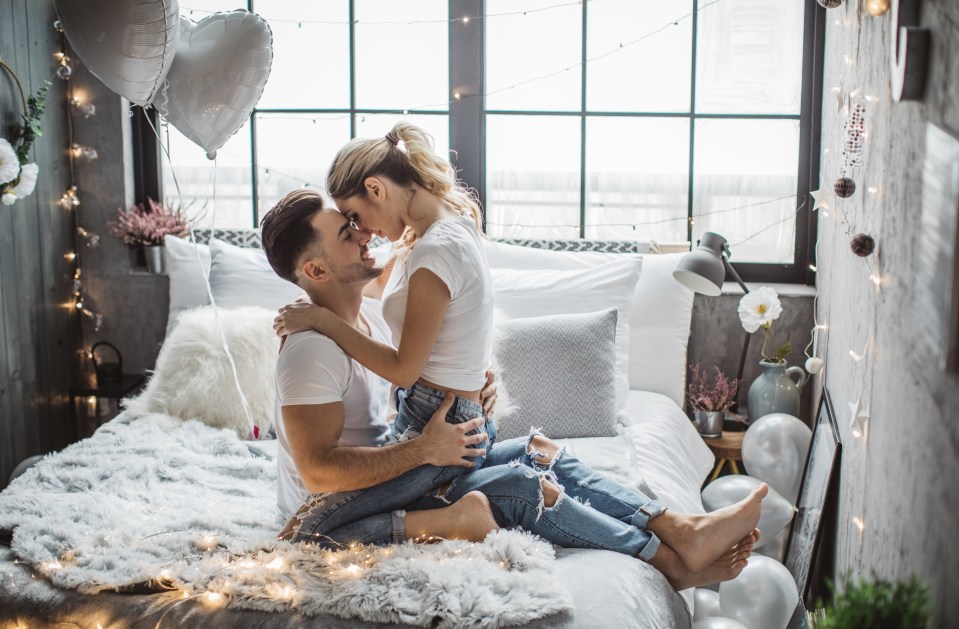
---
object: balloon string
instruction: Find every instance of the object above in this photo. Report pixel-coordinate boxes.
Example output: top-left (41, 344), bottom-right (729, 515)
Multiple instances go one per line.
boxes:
top-left (143, 108), bottom-right (259, 440)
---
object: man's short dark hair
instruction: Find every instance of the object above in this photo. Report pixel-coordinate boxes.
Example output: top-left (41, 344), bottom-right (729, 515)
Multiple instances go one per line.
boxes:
top-left (260, 189), bottom-right (326, 284)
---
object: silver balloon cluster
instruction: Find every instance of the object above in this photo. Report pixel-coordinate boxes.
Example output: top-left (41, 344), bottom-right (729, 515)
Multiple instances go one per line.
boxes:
top-left (53, 0), bottom-right (273, 160)
top-left (697, 412), bottom-right (811, 629)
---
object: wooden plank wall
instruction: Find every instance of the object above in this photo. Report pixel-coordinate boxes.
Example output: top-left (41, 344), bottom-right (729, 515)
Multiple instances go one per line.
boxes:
top-left (0, 0), bottom-right (83, 488)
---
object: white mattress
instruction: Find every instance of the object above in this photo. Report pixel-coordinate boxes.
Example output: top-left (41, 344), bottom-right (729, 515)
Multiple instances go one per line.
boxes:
top-left (555, 390), bottom-right (715, 615)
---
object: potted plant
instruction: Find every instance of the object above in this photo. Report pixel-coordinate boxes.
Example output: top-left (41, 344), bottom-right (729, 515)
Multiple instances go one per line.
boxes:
top-left (109, 198), bottom-right (189, 273)
top-left (687, 364), bottom-right (742, 438)
top-left (738, 286), bottom-right (809, 423)
top-left (814, 575), bottom-right (931, 628)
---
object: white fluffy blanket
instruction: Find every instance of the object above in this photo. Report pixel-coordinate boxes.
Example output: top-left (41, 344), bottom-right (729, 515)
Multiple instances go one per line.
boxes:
top-left (0, 413), bottom-right (572, 627)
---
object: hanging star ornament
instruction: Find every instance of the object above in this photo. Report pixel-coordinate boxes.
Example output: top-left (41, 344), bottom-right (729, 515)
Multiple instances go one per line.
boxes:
top-left (848, 398), bottom-right (870, 438)
top-left (810, 184), bottom-right (835, 212)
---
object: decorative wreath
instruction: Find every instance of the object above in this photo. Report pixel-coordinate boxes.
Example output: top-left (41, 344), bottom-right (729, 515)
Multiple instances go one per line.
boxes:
top-left (0, 59), bottom-right (48, 205)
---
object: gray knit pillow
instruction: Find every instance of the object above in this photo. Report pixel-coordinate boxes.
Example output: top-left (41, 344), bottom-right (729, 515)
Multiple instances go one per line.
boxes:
top-left (493, 308), bottom-right (619, 440)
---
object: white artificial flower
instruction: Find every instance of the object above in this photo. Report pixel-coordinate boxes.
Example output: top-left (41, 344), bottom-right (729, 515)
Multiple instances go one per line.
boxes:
top-left (2, 193), bottom-right (16, 205)
top-left (4, 162), bottom-right (39, 202)
top-left (0, 138), bottom-right (20, 186)
top-left (738, 286), bottom-right (783, 333)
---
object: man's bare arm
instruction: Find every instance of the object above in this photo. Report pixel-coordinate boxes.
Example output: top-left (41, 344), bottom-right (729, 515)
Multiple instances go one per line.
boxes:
top-left (283, 393), bottom-right (486, 493)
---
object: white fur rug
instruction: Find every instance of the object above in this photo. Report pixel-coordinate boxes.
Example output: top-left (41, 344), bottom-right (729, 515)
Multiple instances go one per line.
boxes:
top-left (0, 413), bottom-right (572, 627)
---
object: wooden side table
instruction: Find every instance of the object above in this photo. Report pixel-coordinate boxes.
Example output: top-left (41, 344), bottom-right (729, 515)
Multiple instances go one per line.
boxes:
top-left (68, 373), bottom-right (146, 441)
top-left (704, 430), bottom-right (744, 482)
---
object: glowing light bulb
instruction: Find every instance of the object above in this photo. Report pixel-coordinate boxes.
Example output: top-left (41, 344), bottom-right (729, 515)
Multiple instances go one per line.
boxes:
top-left (462, 16), bottom-right (470, 24)
top-left (852, 516), bottom-right (865, 533)
top-left (453, 92), bottom-right (461, 100)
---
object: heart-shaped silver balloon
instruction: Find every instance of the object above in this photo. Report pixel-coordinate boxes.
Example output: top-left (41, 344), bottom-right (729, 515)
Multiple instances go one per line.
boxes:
top-left (55, 0), bottom-right (180, 106)
top-left (156, 11), bottom-right (273, 159)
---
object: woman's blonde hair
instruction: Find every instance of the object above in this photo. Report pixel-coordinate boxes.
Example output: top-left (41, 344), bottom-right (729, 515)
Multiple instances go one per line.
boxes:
top-left (325, 122), bottom-right (483, 250)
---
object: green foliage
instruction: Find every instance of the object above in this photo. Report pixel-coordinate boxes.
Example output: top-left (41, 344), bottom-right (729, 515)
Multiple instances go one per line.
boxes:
top-left (775, 341), bottom-right (794, 363)
top-left (12, 80), bottom-right (50, 163)
top-left (818, 575), bottom-right (931, 629)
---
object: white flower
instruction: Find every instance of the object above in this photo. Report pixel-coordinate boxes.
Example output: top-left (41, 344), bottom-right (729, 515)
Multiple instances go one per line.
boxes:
top-left (4, 163), bottom-right (39, 202)
top-left (738, 286), bottom-right (783, 333)
top-left (2, 193), bottom-right (15, 205)
top-left (0, 138), bottom-right (20, 186)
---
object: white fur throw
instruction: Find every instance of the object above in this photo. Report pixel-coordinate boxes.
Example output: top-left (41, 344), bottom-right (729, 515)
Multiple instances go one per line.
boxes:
top-left (126, 306), bottom-right (280, 438)
top-left (0, 413), bottom-right (571, 626)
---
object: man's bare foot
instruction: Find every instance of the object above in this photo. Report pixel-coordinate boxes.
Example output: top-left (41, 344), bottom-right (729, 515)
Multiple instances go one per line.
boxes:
top-left (448, 491), bottom-right (500, 541)
top-left (406, 491), bottom-right (499, 542)
top-left (654, 484), bottom-right (767, 573)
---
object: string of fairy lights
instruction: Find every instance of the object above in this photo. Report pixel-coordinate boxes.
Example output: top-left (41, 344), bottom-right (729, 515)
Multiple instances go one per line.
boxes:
top-left (52, 20), bottom-right (104, 338)
top-left (811, 0), bottom-right (893, 554)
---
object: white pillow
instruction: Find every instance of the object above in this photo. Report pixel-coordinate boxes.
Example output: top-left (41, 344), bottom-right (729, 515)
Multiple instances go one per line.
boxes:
top-left (164, 234), bottom-right (211, 336)
top-left (208, 238), bottom-right (303, 311)
top-left (126, 306), bottom-right (279, 438)
top-left (491, 258), bottom-right (642, 413)
top-left (485, 241), bottom-right (694, 406)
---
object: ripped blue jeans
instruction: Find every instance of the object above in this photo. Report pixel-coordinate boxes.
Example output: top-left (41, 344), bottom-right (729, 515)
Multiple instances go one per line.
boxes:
top-left (289, 424), bottom-right (665, 561)
top-left (410, 432), bottom-right (666, 560)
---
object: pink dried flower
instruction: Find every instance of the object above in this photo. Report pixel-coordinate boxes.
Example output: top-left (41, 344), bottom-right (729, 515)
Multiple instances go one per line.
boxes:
top-left (108, 198), bottom-right (189, 247)
top-left (687, 364), bottom-right (740, 414)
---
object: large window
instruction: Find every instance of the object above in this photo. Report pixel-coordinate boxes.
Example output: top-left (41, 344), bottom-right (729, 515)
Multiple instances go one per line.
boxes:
top-left (153, 0), bottom-right (822, 282)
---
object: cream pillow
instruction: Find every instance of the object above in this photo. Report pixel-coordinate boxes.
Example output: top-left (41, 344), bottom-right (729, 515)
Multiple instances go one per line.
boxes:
top-left (126, 306), bottom-right (279, 439)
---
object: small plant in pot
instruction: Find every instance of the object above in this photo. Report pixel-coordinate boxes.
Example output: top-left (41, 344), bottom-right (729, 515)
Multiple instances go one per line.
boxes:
top-left (109, 198), bottom-right (189, 273)
top-left (814, 574), bottom-right (931, 629)
top-left (687, 364), bottom-right (743, 438)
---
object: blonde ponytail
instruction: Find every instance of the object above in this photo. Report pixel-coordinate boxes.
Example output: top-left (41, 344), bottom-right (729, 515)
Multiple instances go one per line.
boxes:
top-left (326, 122), bottom-right (483, 250)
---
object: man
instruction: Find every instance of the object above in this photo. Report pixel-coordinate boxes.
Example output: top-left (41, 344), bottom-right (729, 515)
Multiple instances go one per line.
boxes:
top-left (262, 189), bottom-right (765, 589)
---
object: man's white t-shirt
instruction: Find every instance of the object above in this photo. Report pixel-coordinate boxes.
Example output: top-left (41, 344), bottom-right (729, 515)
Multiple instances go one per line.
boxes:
top-left (274, 298), bottom-right (392, 520)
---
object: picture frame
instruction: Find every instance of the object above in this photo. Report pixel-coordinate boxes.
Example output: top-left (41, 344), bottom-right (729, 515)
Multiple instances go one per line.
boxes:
top-left (785, 389), bottom-right (842, 605)
top-left (917, 122), bottom-right (959, 372)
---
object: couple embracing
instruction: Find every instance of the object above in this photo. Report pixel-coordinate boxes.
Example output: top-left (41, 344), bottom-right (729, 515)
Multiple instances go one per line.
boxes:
top-left (261, 122), bottom-right (767, 590)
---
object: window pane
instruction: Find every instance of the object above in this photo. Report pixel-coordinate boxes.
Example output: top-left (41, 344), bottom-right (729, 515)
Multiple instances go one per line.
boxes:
top-left (693, 119), bottom-right (800, 263)
top-left (486, 0), bottom-right (581, 112)
top-left (585, 117), bottom-right (689, 242)
top-left (254, 114), bottom-right (352, 217)
top-left (255, 1), bottom-right (350, 109)
top-left (355, 113), bottom-right (449, 160)
top-left (161, 121), bottom-right (253, 229)
top-left (354, 0), bottom-right (448, 111)
top-left (486, 115), bottom-right (581, 239)
top-left (587, 0), bottom-right (692, 113)
top-left (695, 0), bottom-right (805, 114)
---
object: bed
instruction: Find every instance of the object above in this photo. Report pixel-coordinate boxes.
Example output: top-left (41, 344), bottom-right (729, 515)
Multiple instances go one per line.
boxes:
top-left (0, 236), bottom-right (713, 628)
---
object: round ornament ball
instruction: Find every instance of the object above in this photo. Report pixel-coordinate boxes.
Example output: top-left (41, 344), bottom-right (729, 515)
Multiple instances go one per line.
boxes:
top-left (851, 233), bottom-right (876, 257)
top-left (865, 0), bottom-right (890, 16)
top-left (817, 0), bottom-right (843, 8)
top-left (805, 356), bottom-right (824, 374)
top-left (834, 177), bottom-right (856, 198)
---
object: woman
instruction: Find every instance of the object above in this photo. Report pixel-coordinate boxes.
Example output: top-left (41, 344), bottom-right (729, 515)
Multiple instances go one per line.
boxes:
top-left (275, 122), bottom-right (496, 469)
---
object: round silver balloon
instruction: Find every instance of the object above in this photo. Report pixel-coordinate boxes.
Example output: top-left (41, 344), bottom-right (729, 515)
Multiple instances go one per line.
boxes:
top-left (693, 588), bottom-right (723, 621)
top-left (719, 555), bottom-right (799, 629)
top-left (742, 413), bottom-right (812, 505)
top-left (701, 475), bottom-right (794, 548)
top-left (158, 11), bottom-right (273, 159)
top-left (54, 0), bottom-right (179, 106)
top-left (693, 618), bottom-right (749, 629)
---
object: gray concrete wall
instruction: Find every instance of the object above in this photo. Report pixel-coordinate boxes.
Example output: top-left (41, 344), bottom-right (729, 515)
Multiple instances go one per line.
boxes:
top-left (815, 1), bottom-right (959, 625)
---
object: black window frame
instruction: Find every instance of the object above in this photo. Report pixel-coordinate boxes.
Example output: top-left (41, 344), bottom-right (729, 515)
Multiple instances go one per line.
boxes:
top-left (135, 0), bottom-right (824, 285)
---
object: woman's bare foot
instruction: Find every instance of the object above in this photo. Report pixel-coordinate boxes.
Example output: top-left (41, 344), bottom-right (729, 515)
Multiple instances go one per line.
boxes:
top-left (652, 530), bottom-right (758, 590)
top-left (649, 484), bottom-right (767, 573)
top-left (406, 491), bottom-right (499, 542)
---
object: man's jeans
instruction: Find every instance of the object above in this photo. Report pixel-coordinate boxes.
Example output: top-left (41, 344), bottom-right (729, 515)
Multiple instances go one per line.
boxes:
top-left (286, 382), bottom-right (494, 546)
